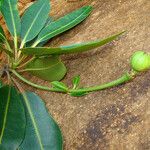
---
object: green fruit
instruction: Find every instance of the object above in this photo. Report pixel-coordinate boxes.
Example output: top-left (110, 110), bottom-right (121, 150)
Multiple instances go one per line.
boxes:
top-left (26, 56), bottom-right (67, 81)
top-left (131, 51), bottom-right (150, 72)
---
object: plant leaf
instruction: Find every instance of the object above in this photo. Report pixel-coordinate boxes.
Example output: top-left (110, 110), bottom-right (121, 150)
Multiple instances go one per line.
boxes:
top-left (0, 86), bottom-right (26, 150)
top-left (26, 17), bottom-right (54, 47)
top-left (45, 17), bottom-right (54, 26)
top-left (25, 56), bottom-right (67, 81)
top-left (0, 80), bottom-right (3, 88)
top-left (32, 6), bottom-right (93, 46)
top-left (1, 0), bottom-right (21, 37)
top-left (20, 0), bottom-right (50, 47)
top-left (37, 17), bottom-right (54, 47)
top-left (0, 26), bottom-right (4, 35)
top-left (0, 26), bottom-right (5, 43)
top-left (0, 43), bottom-right (13, 57)
top-left (19, 91), bottom-right (63, 150)
top-left (0, 33), bottom-right (5, 43)
top-left (51, 81), bottom-right (68, 92)
top-left (0, 0), bottom-right (4, 10)
top-left (21, 32), bottom-right (124, 56)
top-left (72, 75), bottom-right (80, 89)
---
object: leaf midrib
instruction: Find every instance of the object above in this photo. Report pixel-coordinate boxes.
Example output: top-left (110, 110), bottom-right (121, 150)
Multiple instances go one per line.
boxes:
top-left (21, 1), bottom-right (47, 44)
top-left (22, 93), bottom-right (44, 150)
top-left (0, 87), bottom-right (11, 144)
top-left (36, 6), bottom-right (92, 45)
top-left (0, 33), bottom-right (5, 42)
top-left (25, 60), bottom-right (61, 72)
top-left (8, 0), bottom-right (17, 38)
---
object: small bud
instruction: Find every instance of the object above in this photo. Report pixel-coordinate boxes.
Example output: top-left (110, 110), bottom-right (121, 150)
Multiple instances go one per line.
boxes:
top-left (131, 51), bottom-right (150, 72)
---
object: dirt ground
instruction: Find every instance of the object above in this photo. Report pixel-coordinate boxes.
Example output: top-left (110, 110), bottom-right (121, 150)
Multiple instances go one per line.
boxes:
top-left (1, 0), bottom-right (150, 150)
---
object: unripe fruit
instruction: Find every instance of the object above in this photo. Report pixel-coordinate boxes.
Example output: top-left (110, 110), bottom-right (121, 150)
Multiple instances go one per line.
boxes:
top-left (131, 51), bottom-right (150, 72)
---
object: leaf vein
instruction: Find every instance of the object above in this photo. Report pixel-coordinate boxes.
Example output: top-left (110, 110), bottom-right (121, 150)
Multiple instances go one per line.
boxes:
top-left (0, 87), bottom-right (11, 144)
top-left (22, 93), bottom-right (44, 150)
top-left (36, 6), bottom-right (91, 45)
top-left (8, 0), bottom-right (17, 38)
top-left (21, 1), bottom-right (47, 45)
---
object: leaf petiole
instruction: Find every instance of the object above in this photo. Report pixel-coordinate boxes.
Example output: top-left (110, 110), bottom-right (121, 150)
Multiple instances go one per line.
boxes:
top-left (69, 71), bottom-right (137, 96)
top-left (11, 70), bottom-right (65, 93)
top-left (5, 41), bottom-right (13, 53)
top-left (14, 36), bottom-right (18, 61)
top-left (17, 56), bottom-right (35, 69)
top-left (15, 55), bottom-right (27, 66)
top-left (12, 69), bottom-right (138, 97)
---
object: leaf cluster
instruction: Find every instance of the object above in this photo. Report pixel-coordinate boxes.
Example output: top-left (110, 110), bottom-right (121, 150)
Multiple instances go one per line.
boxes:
top-left (0, 85), bottom-right (62, 150)
top-left (0, 0), bottom-right (123, 82)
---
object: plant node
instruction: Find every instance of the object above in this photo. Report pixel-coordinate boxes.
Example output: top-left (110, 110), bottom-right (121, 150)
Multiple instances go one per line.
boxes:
top-left (0, 65), bottom-right (10, 78)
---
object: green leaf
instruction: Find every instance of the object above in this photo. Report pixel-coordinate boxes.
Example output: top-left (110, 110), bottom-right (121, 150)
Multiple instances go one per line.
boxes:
top-left (0, 26), bottom-right (4, 35)
top-left (21, 32), bottom-right (124, 56)
top-left (0, 43), bottom-right (13, 57)
top-left (0, 26), bottom-right (5, 43)
top-left (26, 17), bottom-right (54, 47)
top-left (0, 0), bottom-right (3, 9)
top-left (45, 17), bottom-right (54, 26)
top-left (1, 0), bottom-right (21, 37)
top-left (25, 55), bottom-right (67, 81)
top-left (0, 33), bottom-right (5, 43)
top-left (0, 32), bottom-right (14, 55)
top-left (0, 32), bottom-right (12, 52)
top-left (32, 6), bottom-right (93, 46)
top-left (37, 17), bottom-right (54, 47)
top-left (21, 46), bottom-right (61, 56)
top-left (20, 0), bottom-right (50, 48)
top-left (0, 80), bottom-right (3, 88)
top-left (51, 81), bottom-right (68, 92)
top-left (72, 75), bottom-right (80, 89)
top-left (19, 91), bottom-right (63, 150)
top-left (0, 86), bottom-right (26, 150)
